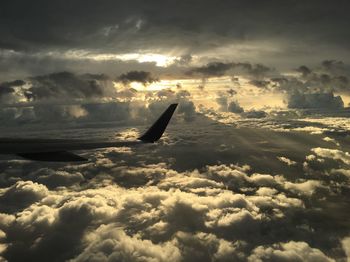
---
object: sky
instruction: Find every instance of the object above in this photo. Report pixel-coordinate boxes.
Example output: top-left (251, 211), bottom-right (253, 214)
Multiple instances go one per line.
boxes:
top-left (0, 0), bottom-right (350, 261)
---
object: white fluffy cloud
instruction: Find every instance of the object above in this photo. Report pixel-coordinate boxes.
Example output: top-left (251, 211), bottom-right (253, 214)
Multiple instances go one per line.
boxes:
top-left (248, 241), bottom-right (334, 262)
top-left (311, 147), bottom-right (350, 165)
top-left (0, 113), bottom-right (349, 261)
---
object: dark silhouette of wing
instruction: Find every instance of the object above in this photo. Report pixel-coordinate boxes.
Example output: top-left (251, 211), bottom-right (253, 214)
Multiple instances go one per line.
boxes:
top-left (138, 103), bottom-right (178, 142)
top-left (17, 151), bottom-right (88, 162)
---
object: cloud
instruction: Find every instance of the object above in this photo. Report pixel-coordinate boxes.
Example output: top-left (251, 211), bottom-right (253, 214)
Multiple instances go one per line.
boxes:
top-left (283, 180), bottom-right (323, 196)
top-left (0, 109), bottom-right (349, 261)
top-left (0, 1), bottom-right (349, 71)
top-left (242, 110), bottom-right (267, 119)
top-left (277, 156), bottom-right (297, 166)
top-left (248, 241), bottom-right (335, 262)
top-left (187, 62), bottom-right (273, 79)
top-left (73, 224), bottom-right (181, 262)
top-left (0, 79), bottom-right (25, 95)
top-left (29, 169), bottom-right (85, 189)
top-left (215, 93), bottom-right (244, 114)
top-left (0, 181), bottom-right (48, 212)
top-left (25, 71), bottom-right (111, 101)
top-left (228, 101), bottom-right (244, 114)
top-left (117, 70), bottom-right (158, 85)
top-left (341, 236), bottom-right (350, 261)
top-left (187, 62), bottom-right (234, 77)
top-left (248, 80), bottom-right (271, 89)
top-left (287, 92), bottom-right (344, 109)
top-left (311, 147), bottom-right (350, 165)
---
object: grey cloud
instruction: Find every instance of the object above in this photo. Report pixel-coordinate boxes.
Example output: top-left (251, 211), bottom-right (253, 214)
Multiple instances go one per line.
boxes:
top-left (228, 101), bottom-right (244, 114)
top-left (177, 100), bottom-right (196, 122)
top-left (0, 181), bottom-right (48, 212)
top-left (117, 70), bottom-right (158, 86)
top-left (187, 62), bottom-right (234, 77)
top-left (248, 241), bottom-right (334, 262)
top-left (29, 168), bottom-right (85, 189)
top-left (0, 90), bottom-right (197, 128)
top-left (81, 102), bottom-right (130, 123)
top-left (187, 62), bottom-right (273, 79)
top-left (0, 0), bottom-right (349, 57)
top-left (72, 225), bottom-right (181, 262)
top-left (26, 72), bottom-right (107, 101)
top-left (215, 95), bottom-right (267, 118)
top-left (296, 65), bottom-right (312, 77)
top-left (242, 110), bottom-right (267, 119)
top-left (248, 80), bottom-right (271, 89)
top-left (227, 89), bottom-right (237, 96)
top-left (0, 79), bottom-right (25, 95)
top-left (288, 92), bottom-right (344, 109)
top-left (0, 0), bottom-right (349, 82)
top-left (321, 60), bottom-right (345, 74)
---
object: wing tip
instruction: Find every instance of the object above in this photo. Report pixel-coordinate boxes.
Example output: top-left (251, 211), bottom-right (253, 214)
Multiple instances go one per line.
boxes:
top-left (138, 103), bottom-right (178, 143)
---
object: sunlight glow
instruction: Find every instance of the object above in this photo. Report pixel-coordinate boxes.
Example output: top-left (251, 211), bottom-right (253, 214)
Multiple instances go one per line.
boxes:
top-left (62, 50), bottom-right (177, 67)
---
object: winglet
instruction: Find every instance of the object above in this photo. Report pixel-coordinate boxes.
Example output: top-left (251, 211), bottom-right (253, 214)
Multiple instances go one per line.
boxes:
top-left (138, 104), bottom-right (178, 143)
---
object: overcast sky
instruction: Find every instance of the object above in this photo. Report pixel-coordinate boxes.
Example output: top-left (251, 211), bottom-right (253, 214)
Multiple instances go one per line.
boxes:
top-left (1, 0), bottom-right (350, 78)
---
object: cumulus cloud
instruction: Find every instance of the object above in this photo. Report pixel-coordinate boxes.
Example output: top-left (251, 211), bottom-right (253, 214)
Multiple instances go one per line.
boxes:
top-left (0, 87), bottom-right (349, 261)
top-left (29, 169), bottom-right (85, 189)
top-left (311, 147), bottom-right (350, 165)
top-left (26, 72), bottom-right (111, 101)
top-left (248, 241), bottom-right (334, 262)
top-left (277, 156), bottom-right (297, 166)
top-left (0, 181), bottom-right (48, 212)
top-left (0, 141), bottom-right (347, 261)
top-left (73, 225), bottom-right (181, 262)
top-left (288, 92), bottom-right (344, 110)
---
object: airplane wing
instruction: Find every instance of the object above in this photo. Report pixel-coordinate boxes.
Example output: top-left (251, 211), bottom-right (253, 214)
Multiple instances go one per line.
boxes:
top-left (138, 103), bottom-right (178, 143)
top-left (17, 151), bottom-right (88, 162)
top-left (1, 103), bottom-right (178, 162)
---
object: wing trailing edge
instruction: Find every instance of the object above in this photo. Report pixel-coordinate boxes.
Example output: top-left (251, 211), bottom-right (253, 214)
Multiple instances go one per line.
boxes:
top-left (17, 151), bottom-right (88, 162)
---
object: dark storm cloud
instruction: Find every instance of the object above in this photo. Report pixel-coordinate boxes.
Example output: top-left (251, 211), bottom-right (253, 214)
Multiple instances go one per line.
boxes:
top-left (0, 71), bottom-right (119, 107)
top-left (0, 0), bottom-right (348, 77)
top-left (266, 61), bottom-right (350, 104)
top-left (0, 80), bottom-right (25, 98)
top-left (187, 62), bottom-right (273, 79)
top-left (117, 70), bottom-right (158, 85)
top-left (0, 49), bottom-right (171, 83)
top-left (288, 92), bottom-right (344, 109)
top-left (296, 65), bottom-right (312, 78)
top-left (187, 62), bottom-right (234, 77)
top-left (0, 0), bottom-right (349, 54)
top-left (26, 72), bottom-right (106, 100)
